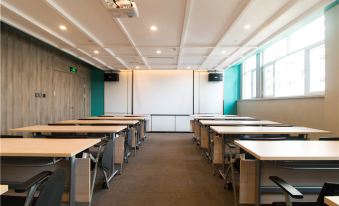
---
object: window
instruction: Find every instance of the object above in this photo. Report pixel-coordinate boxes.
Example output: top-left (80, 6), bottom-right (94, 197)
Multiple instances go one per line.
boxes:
top-left (242, 55), bottom-right (257, 99)
top-left (274, 51), bottom-right (305, 97)
top-left (241, 16), bottom-right (325, 99)
top-left (309, 45), bottom-right (325, 93)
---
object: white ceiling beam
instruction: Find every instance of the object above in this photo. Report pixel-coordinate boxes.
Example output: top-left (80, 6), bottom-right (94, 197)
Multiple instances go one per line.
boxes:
top-left (198, 0), bottom-right (255, 69)
top-left (113, 18), bottom-right (151, 69)
top-left (177, 0), bottom-right (193, 69)
top-left (217, 0), bottom-right (329, 69)
top-left (45, 0), bottom-right (128, 70)
top-left (0, 2), bottom-right (106, 69)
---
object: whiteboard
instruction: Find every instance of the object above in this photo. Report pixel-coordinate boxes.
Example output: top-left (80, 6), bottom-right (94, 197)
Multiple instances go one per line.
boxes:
top-left (133, 70), bottom-right (193, 114)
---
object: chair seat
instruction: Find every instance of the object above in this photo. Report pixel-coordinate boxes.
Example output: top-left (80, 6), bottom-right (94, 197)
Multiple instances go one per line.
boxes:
top-left (272, 202), bottom-right (318, 206)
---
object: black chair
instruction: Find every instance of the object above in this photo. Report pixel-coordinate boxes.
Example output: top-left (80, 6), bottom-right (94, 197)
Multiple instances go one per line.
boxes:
top-left (0, 135), bottom-right (23, 138)
top-left (1, 169), bottom-right (66, 206)
top-left (270, 176), bottom-right (339, 206)
top-left (319, 137), bottom-right (339, 141)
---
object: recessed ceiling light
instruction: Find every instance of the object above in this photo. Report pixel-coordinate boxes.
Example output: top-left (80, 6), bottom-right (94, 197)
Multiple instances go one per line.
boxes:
top-left (59, 25), bottom-right (67, 30)
top-left (94, 50), bottom-right (99, 54)
top-left (186, 66), bottom-right (191, 69)
top-left (136, 66), bottom-right (140, 69)
top-left (222, 50), bottom-right (227, 54)
top-left (244, 24), bottom-right (251, 30)
top-left (156, 50), bottom-right (162, 54)
top-left (150, 25), bottom-right (157, 31)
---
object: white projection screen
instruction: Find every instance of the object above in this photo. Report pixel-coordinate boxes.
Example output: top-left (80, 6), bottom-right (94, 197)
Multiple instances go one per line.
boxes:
top-left (133, 70), bottom-right (193, 114)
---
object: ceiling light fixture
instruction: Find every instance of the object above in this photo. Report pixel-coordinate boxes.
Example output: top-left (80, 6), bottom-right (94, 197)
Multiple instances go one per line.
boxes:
top-left (222, 50), bottom-right (227, 54)
top-left (136, 66), bottom-right (140, 69)
top-left (156, 50), bottom-right (162, 54)
top-left (244, 24), bottom-right (251, 30)
top-left (94, 50), bottom-right (99, 54)
top-left (59, 25), bottom-right (67, 30)
top-left (150, 25), bottom-right (157, 31)
top-left (186, 66), bottom-right (191, 69)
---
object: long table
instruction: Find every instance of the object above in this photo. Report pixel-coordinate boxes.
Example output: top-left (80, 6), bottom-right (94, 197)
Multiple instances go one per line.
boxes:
top-left (0, 138), bottom-right (100, 206)
top-left (210, 126), bottom-right (330, 206)
top-left (325, 196), bottom-right (339, 206)
top-left (235, 140), bottom-right (339, 206)
top-left (0, 185), bottom-right (8, 195)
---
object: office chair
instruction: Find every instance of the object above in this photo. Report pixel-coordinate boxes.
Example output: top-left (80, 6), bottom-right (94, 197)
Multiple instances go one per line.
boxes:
top-left (269, 176), bottom-right (339, 206)
top-left (319, 137), bottom-right (339, 141)
top-left (1, 169), bottom-right (66, 206)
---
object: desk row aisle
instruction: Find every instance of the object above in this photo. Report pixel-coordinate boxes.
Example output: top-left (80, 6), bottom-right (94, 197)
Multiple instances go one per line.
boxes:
top-left (190, 114), bottom-right (339, 206)
top-left (0, 115), bottom-right (148, 206)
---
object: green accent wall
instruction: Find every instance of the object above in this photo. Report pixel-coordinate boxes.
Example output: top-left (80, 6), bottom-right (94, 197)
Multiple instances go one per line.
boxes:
top-left (224, 64), bottom-right (241, 115)
top-left (325, 0), bottom-right (339, 12)
top-left (91, 69), bottom-right (104, 116)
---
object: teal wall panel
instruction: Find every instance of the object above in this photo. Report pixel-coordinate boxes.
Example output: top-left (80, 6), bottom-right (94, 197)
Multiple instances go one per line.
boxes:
top-left (91, 69), bottom-right (104, 116)
top-left (223, 64), bottom-right (241, 115)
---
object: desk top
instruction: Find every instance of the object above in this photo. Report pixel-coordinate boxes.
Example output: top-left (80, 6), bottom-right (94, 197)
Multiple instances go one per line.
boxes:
top-left (325, 196), bottom-right (339, 206)
top-left (0, 185), bottom-right (8, 195)
top-left (0, 138), bottom-right (100, 157)
top-left (234, 140), bottom-right (339, 161)
top-left (194, 116), bottom-right (255, 120)
top-left (55, 119), bottom-right (139, 125)
top-left (8, 125), bottom-right (127, 133)
top-left (199, 120), bottom-right (281, 126)
top-left (210, 126), bottom-right (329, 135)
top-left (84, 116), bottom-right (146, 120)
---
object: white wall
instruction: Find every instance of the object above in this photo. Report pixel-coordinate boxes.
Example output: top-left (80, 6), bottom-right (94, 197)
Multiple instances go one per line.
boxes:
top-left (194, 71), bottom-right (224, 114)
top-left (104, 71), bottom-right (132, 114)
top-left (238, 5), bottom-right (339, 137)
top-left (104, 70), bottom-right (224, 132)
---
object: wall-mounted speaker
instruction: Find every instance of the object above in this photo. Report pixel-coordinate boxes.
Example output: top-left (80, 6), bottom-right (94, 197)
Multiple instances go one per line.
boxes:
top-left (104, 73), bottom-right (119, 81)
top-left (208, 73), bottom-right (223, 81)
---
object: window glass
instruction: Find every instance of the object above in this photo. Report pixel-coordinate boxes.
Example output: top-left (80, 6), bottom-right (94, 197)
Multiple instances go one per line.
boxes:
top-left (289, 17), bottom-right (324, 52)
top-left (309, 45), bottom-right (325, 92)
top-left (263, 65), bottom-right (274, 97)
top-left (243, 55), bottom-right (256, 72)
top-left (263, 38), bottom-right (288, 64)
top-left (242, 72), bottom-right (252, 99)
top-left (274, 51), bottom-right (305, 97)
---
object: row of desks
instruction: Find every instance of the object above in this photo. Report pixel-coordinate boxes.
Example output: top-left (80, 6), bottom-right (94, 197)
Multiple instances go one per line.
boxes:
top-left (0, 115), bottom-right (148, 206)
top-left (191, 115), bottom-right (338, 206)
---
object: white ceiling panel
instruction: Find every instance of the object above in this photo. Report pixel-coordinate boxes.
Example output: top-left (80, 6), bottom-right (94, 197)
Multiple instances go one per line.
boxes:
top-left (1, 0), bottom-right (333, 70)
top-left (120, 0), bottom-right (186, 47)
top-left (185, 0), bottom-right (248, 46)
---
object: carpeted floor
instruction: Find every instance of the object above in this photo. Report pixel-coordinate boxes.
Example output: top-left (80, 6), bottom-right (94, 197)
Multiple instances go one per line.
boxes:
top-left (91, 133), bottom-right (234, 206)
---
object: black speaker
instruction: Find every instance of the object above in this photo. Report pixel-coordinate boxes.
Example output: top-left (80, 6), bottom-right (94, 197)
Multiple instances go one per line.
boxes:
top-left (104, 73), bottom-right (119, 81)
top-left (208, 73), bottom-right (223, 81)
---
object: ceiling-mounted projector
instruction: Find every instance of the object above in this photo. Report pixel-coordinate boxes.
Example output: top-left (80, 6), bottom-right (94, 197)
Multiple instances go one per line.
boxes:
top-left (102, 0), bottom-right (139, 18)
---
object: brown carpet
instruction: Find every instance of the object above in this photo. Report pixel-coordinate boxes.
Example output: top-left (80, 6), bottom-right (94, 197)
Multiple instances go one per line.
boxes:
top-left (91, 133), bottom-right (234, 206)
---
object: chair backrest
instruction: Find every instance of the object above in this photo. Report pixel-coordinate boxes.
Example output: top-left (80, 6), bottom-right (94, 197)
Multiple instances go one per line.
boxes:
top-left (0, 135), bottom-right (23, 138)
top-left (101, 139), bottom-right (113, 172)
top-left (316, 182), bottom-right (339, 206)
top-left (319, 137), bottom-right (339, 141)
top-left (240, 135), bottom-right (288, 141)
top-left (35, 169), bottom-right (66, 206)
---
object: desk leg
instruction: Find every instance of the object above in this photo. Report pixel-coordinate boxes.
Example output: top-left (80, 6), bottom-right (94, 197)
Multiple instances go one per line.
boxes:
top-left (69, 156), bottom-right (76, 206)
top-left (255, 159), bottom-right (261, 206)
top-left (104, 132), bottom-right (119, 186)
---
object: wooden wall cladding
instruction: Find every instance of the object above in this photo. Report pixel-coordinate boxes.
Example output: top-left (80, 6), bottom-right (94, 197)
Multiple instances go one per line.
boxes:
top-left (1, 22), bottom-right (94, 133)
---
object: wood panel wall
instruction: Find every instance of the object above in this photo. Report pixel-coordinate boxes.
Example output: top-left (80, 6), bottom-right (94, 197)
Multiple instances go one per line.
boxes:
top-left (0, 22), bottom-right (96, 134)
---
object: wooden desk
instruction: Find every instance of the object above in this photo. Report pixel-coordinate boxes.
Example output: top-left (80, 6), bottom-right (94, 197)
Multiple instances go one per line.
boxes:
top-left (199, 120), bottom-right (281, 126)
top-left (325, 196), bottom-right (339, 206)
top-left (235, 140), bottom-right (339, 206)
top-left (0, 138), bottom-right (100, 157)
top-left (194, 116), bottom-right (255, 120)
top-left (0, 138), bottom-right (100, 206)
top-left (8, 125), bottom-right (126, 134)
top-left (211, 126), bottom-right (329, 135)
top-left (0, 185), bottom-right (8, 195)
top-left (84, 116), bottom-right (146, 121)
top-left (55, 119), bottom-right (139, 126)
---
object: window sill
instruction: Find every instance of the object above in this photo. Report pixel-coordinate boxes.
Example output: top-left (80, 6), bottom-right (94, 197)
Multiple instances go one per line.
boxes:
top-left (239, 95), bottom-right (324, 102)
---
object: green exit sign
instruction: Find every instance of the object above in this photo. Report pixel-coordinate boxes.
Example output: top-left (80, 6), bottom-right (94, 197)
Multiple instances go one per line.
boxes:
top-left (70, 66), bottom-right (77, 73)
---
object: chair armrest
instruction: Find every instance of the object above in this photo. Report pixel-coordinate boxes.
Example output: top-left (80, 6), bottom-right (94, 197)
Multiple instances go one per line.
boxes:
top-left (15, 171), bottom-right (52, 193)
top-left (269, 176), bottom-right (303, 199)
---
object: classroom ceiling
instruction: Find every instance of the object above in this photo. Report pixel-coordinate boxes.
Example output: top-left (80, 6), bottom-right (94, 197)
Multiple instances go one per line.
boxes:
top-left (0, 0), bottom-right (332, 71)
